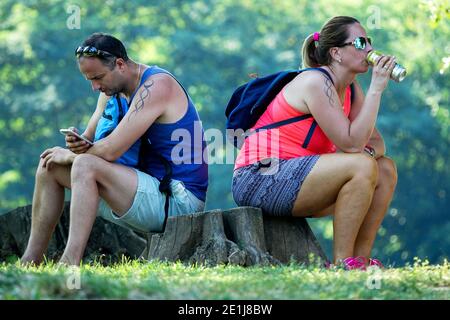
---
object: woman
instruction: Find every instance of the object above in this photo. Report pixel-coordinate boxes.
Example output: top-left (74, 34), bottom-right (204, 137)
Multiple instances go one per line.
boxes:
top-left (232, 16), bottom-right (398, 270)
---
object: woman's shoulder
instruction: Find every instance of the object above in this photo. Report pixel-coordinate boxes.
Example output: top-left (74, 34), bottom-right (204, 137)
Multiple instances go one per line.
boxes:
top-left (292, 68), bottom-right (331, 88)
top-left (283, 69), bottom-right (329, 112)
top-left (285, 69), bottom-right (331, 100)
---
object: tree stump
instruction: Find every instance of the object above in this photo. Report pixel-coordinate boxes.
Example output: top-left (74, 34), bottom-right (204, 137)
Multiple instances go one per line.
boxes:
top-left (144, 207), bottom-right (328, 266)
top-left (0, 202), bottom-right (146, 264)
top-left (0, 204), bottom-right (328, 266)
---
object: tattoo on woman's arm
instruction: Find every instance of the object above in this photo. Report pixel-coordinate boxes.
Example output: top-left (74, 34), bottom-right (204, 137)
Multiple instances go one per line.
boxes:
top-left (323, 75), bottom-right (337, 108)
top-left (128, 80), bottom-right (154, 121)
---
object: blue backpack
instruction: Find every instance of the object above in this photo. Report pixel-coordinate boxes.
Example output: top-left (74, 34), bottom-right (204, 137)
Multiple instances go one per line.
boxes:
top-left (225, 67), bottom-right (353, 148)
top-left (94, 95), bottom-right (141, 167)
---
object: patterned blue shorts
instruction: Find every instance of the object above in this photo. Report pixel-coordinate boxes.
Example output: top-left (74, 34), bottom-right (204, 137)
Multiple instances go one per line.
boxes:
top-left (232, 156), bottom-right (320, 216)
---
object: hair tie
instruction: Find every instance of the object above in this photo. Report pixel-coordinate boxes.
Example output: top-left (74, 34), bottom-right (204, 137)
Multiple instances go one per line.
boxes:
top-left (313, 32), bottom-right (320, 42)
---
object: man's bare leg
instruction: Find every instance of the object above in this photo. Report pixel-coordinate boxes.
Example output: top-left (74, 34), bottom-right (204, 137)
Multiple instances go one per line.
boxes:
top-left (59, 154), bottom-right (138, 266)
top-left (21, 160), bottom-right (71, 265)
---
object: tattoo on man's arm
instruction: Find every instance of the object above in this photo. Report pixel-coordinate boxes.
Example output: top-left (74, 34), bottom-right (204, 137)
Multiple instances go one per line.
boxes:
top-left (128, 80), bottom-right (154, 121)
top-left (323, 75), bottom-right (337, 108)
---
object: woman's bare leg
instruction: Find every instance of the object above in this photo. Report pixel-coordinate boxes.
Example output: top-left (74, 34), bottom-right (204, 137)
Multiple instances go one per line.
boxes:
top-left (353, 156), bottom-right (397, 259)
top-left (302, 156), bottom-right (398, 263)
top-left (292, 153), bottom-right (378, 263)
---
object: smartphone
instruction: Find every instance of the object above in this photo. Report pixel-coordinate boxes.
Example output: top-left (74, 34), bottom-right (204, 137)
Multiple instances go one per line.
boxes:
top-left (60, 128), bottom-right (94, 146)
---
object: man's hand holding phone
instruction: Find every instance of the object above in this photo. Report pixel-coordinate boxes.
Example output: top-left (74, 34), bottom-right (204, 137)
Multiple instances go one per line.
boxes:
top-left (60, 127), bottom-right (93, 154)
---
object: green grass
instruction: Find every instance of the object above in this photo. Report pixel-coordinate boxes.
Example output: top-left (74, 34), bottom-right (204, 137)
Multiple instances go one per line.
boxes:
top-left (0, 257), bottom-right (448, 300)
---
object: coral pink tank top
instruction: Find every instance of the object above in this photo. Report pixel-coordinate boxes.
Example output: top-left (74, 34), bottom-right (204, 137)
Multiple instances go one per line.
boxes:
top-left (234, 85), bottom-right (352, 170)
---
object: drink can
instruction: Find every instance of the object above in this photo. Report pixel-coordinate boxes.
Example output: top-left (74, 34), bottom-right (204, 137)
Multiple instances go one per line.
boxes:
top-left (366, 50), bottom-right (407, 82)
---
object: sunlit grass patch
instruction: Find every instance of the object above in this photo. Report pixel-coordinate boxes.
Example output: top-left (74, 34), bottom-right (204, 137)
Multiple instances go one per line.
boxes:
top-left (0, 258), bottom-right (448, 300)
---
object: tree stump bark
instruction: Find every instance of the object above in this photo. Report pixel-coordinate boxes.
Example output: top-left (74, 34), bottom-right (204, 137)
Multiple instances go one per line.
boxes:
top-left (146, 209), bottom-right (247, 266)
top-left (263, 216), bottom-right (328, 264)
top-left (144, 207), bottom-right (328, 266)
top-left (0, 202), bottom-right (146, 264)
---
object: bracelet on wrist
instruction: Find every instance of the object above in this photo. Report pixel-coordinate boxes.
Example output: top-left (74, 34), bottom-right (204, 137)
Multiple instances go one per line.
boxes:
top-left (364, 146), bottom-right (376, 158)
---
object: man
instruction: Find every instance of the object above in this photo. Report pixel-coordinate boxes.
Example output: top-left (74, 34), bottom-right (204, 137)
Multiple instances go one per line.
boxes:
top-left (21, 33), bottom-right (208, 266)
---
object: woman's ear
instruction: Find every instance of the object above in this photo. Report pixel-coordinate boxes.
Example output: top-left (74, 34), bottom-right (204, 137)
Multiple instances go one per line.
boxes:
top-left (329, 47), bottom-right (342, 63)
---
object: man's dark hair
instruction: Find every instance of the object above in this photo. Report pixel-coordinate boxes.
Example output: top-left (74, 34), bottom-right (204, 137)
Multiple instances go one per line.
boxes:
top-left (80, 33), bottom-right (129, 68)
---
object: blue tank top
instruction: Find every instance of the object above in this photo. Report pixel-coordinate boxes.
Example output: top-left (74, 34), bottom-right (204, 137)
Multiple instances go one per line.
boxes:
top-left (131, 66), bottom-right (208, 202)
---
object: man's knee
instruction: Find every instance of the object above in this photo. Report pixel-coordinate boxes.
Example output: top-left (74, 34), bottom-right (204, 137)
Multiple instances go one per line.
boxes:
top-left (36, 158), bottom-right (55, 182)
top-left (71, 154), bottom-right (101, 181)
top-left (377, 156), bottom-right (398, 189)
top-left (36, 158), bottom-right (48, 179)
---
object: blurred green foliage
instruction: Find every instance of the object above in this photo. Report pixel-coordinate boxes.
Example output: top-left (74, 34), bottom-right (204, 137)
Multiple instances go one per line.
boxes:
top-left (0, 0), bottom-right (448, 265)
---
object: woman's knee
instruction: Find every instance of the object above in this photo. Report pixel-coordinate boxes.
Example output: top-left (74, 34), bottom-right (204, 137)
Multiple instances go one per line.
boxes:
top-left (377, 156), bottom-right (398, 189)
top-left (349, 153), bottom-right (379, 186)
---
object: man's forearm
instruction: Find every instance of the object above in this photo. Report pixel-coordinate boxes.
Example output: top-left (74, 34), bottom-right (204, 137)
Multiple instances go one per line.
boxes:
top-left (65, 144), bottom-right (109, 164)
top-left (85, 139), bottom-right (116, 162)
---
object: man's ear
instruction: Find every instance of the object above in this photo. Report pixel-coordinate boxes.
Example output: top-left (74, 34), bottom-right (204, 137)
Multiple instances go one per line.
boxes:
top-left (115, 58), bottom-right (127, 71)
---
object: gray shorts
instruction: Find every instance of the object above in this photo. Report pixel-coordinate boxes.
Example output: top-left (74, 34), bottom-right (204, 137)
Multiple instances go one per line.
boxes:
top-left (97, 169), bottom-right (205, 233)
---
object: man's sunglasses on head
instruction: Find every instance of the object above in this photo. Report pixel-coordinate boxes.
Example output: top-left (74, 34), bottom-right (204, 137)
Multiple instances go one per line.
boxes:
top-left (339, 36), bottom-right (372, 50)
top-left (75, 46), bottom-right (115, 58)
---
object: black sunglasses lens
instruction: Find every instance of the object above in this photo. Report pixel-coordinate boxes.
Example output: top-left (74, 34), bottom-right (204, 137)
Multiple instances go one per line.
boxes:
top-left (75, 46), bottom-right (114, 58)
top-left (75, 46), bottom-right (99, 57)
top-left (354, 37), bottom-right (369, 50)
top-left (86, 47), bottom-right (97, 54)
top-left (355, 37), bottom-right (364, 49)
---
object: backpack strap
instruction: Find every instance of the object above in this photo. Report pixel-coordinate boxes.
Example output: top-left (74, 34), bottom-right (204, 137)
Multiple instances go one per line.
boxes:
top-left (312, 67), bottom-right (334, 85)
top-left (138, 137), bottom-right (172, 232)
top-left (117, 93), bottom-right (172, 232)
top-left (302, 72), bottom-right (356, 149)
top-left (115, 94), bottom-right (125, 122)
top-left (300, 68), bottom-right (336, 148)
top-left (302, 121), bottom-right (318, 148)
top-left (252, 114), bottom-right (313, 135)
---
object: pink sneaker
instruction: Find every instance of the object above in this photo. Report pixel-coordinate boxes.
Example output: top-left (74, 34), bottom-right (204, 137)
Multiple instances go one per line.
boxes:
top-left (368, 258), bottom-right (384, 268)
top-left (342, 256), bottom-right (367, 270)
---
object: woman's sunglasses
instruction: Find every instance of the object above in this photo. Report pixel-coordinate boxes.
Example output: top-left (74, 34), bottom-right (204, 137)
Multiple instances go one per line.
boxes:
top-left (75, 46), bottom-right (115, 58)
top-left (339, 36), bottom-right (372, 50)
